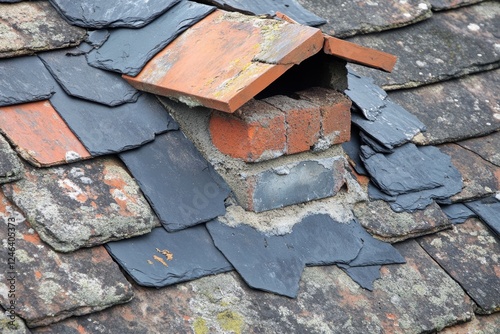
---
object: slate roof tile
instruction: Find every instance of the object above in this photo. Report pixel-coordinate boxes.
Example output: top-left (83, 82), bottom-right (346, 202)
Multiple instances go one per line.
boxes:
top-left (429, 0), bottom-right (485, 11)
top-left (0, 134), bottom-right (22, 184)
top-left (0, 100), bottom-right (92, 167)
top-left (465, 196), bottom-right (500, 239)
top-left (2, 157), bottom-right (159, 252)
top-left (441, 203), bottom-right (477, 224)
top-left (0, 308), bottom-right (31, 334)
top-left (458, 131), bottom-right (500, 167)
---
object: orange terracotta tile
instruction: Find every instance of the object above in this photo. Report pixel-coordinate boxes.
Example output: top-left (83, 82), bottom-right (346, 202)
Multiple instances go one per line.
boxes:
top-left (0, 100), bottom-right (91, 166)
top-left (124, 10), bottom-right (324, 113)
top-left (323, 36), bottom-right (397, 73)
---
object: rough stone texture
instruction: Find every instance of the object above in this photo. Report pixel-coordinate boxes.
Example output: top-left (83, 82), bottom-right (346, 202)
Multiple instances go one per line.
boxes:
top-left (429, 0), bottom-right (485, 11)
top-left (32, 240), bottom-right (473, 333)
top-left (389, 68), bottom-right (500, 145)
top-left (441, 203), bottom-right (477, 224)
top-left (2, 157), bottom-right (159, 252)
top-left (458, 131), bottom-right (500, 167)
top-left (418, 218), bottom-right (500, 314)
top-left (0, 56), bottom-right (56, 107)
top-left (39, 50), bottom-right (140, 106)
top-left (0, 135), bottom-right (22, 184)
top-left (298, 0), bottom-right (432, 37)
top-left (0, 307), bottom-right (31, 334)
top-left (0, 1), bottom-right (85, 58)
top-left (120, 131), bottom-right (230, 232)
top-left (465, 196), bottom-right (500, 239)
top-left (439, 144), bottom-right (500, 202)
top-left (347, 2), bottom-right (500, 90)
top-left (48, 0), bottom-right (180, 28)
top-left (0, 191), bottom-right (134, 328)
top-left (354, 200), bottom-right (452, 243)
top-left (345, 70), bottom-right (387, 121)
top-left (105, 225), bottom-right (233, 287)
top-left (87, 1), bottom-right (215, 76)
top-left (441, 312), bottom-right (500, 333)
top-left (49, 84), bottom-right (178, 156)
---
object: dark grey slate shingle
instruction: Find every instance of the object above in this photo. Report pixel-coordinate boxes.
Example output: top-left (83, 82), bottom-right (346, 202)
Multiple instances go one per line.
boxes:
top-left (465, 196), bottom-right (500, 238)
top-left (440, 203), bottom-right (476, 224)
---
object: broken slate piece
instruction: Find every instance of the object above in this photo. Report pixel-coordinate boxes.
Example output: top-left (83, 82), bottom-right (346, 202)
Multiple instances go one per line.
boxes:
top-left (120, 131), bottom-right (231, 232)
top-left (429, 0), bottom-right (484, 11)
top-left (359, 132), bottom-right (394, 154)
top-left (105, 226), bottom-right (233, 287)
top-left (206, 220), bottom-right (305, 298)
top-left (345, 69), bottom-right (387, 121)
top-left (0, 56), bottom-right (56, 107)
top-left (441, 203), bottom-right (476, 224)
top-left (49, 84), bottom-right (178, 155)
top-left (465, 196), bottom-right (500, 239)
top-left (87, 1), bottom-right (215, 76)
top-left (341, 129), bottom-right (368, 175)
top-left (204, 0), bottom-right (326, 26)
top-left (39, 49), bottom-right (140, 106)
top-left (338, 264), bottom-right (381, 291)
top-left (48, 0), bottom-right (180, 28)
top-left (85, 30), bottom-right (110, 47)
top-left (0, 135), bottom-right (22, 184)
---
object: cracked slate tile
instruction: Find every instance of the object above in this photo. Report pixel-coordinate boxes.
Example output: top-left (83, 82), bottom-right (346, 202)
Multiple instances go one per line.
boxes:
top-left (347, 2), bottom-right (500, 90)
top-left (429, 0), bottom-right (485, 11)
top-left (458, 131), bottom-right (500, 167)
top-left (48, 0), bottom-right (180, 28)
top-left (354, 200), bottom-right (452, 243)
top-left (0, 191), bottom-right (134, 328)
top-left (86, 0), bottom-right (215, 76)
top-left (2, 157), bottom-right (159, 252)
top-left (438, 143), bottom-right (500, 202)
top-left (203, 0), bottom-right (326, 26)
top-left (48, 83), bottom-right (178, 156)
top-left (389, 68), bottom-right (500, 145)
top-left (298, 0), bottom-right (432, 37)
top-left (0, 56), bottom-right (57, 107)
top-left (124, 10), bottom-right (324, 113)
top-left (0, 100), bottom-right (92, 167)
top-left (0, 135), bottom-right (22, 184)
top-left (0, 307), bottom-right (31, 334)
top-left (0, 1), bottom-right (85, 58)
top-left (39, 49), bottom-right (140, 107)
top-left (465, 196), bottom-right (500, 239)
top-left (120, 131), bottom-right (231, 232)
top-left (105, 225), bottom-right (233, 287)
top-left (418, 218), bottom-right (500, 314)
top-left (441, 203), bottom-right (477, 224)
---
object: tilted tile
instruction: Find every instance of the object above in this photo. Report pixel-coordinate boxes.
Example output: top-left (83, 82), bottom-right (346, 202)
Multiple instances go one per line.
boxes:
top-left (48, 0), bottom-right (180, 28)
top-left (0, 100), bottom-right (91, 167)
top-left (354, 200), bottom-right (452, 243)
top-left (39, 49), bottom-right (140, 107)
top-left (2, 157), bottom-right (159, 252)
top-left (297, 0), bottom-right (432, 37)
top-left (0, 56), bottom-right (56, 107)
top-left (123, 10), bottom-right (324, 113)
top-left (458, 131), bottom-right (500, 167)
top-left (120, 131), bottom-right (231, 232)
top-left (465, 196), bottom-right (500, 239)
top-left (87, 1), bottom-right (215, 76)
top-left (0, 135), bottom-right (22, 184)
top-left (203, 0), bottom-right (326, 26)
top-left (0, 306), bottom-right (31, 334)
top-left (439, 144), bottom-right (500, 202)
top-left (418, 218), bottom-right (500, 314)
top-left (105, 225), bottom-right (233, 287)
top-left (429, 0), bottom-right (485, 11)
top-left (345, 69), bottom-right (387, 121)
top-left (48, 84), bottom-right (178, 156)
top-left (389, 69), bottom-right (500, 145)
top-left (0, 1), bottom-right (85, 58)
top-left (0, 191), bottom-right (134, 328)
top-left (347, 2), bottom-right (500, 90)
top-left (441, 203), bottom-right (477, 224)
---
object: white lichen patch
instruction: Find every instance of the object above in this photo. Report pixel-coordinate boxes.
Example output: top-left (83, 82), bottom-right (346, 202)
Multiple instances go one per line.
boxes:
top-left (467, 23), bottom-right (480, 31)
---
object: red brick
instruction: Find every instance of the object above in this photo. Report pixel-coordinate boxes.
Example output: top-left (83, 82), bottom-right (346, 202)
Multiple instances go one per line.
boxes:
top-left (209, 99), bottom-right (286, 162)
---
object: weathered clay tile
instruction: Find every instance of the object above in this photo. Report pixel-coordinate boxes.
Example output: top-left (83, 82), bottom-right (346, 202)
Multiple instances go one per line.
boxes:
top-left (0, 191), bottom-right (134, 328)
top-left (0, 56), bottom-right (56, 107)
top-left (354, 200), bottom-right (452, 243)
top-left (48, 84), bottom-right (178, 156)
top-left (203, 0), bottom-right (326, 26)
top-left (123, 10), bottom-right (324, 113)
top-left (0, 100), bottom-right (92, 167)
top-left (418, 218), bottom-right (500, 314)
top-left (429, 0), bottom-right (485, 11)
top-left (2, 157), bottom-right (159, 252)
top-left (48, 0), bottom-right (180, 28)
top-left (120, 131), bottom-right (231, 232)
top-left (32, 240), bottom-right (473, 333)
top-left (438, 144), bottom-right (500, 202)
top-left (389, 69), bottom-right (500, 145)
top-left (0, 1), bottom-right (85, 58)
top-left (347, 2), bottom-right (500, 89)
top-left (465, 196), bottom-right (500, 239)
top-left (0, 135), bottom-right (22, 184)
top-left (87, 1), bottom-right (215, 76)
top-left (105, 226), bottom-right (233, 287)
top-left (297, 0), bottom-right (432, 37)
top-left (458, 131), bottom-right (500, 167)
top-left (0, 307), bottom-right (31, 334)
top-left (441, 203), bottom-right (477, 224)
top-left (39, 49), bottom-right (140, 106)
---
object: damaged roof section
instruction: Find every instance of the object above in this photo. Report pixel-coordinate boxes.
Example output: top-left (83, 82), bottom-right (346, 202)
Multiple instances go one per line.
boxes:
top-left (0, 135), bottom-right (22, 184)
